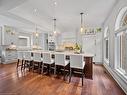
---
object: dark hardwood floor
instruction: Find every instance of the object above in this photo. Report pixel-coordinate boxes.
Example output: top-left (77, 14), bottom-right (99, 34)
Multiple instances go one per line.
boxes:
top-left (0, 63), bottom-right (125, 95)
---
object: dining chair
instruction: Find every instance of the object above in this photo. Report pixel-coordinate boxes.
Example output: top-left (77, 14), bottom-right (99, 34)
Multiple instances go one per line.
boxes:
top-left (69, 54), bottom-right (85, 86)
top-left (23, 51), bottom-right (33, 71)
top-left (17, 51), bottom-right (24, 70)
top-left (42, 52), bottom-right (55, 74)
top-left (33, 52), bottom-right (43, 73)
top-left (54, 53), bottom-right (70, 80)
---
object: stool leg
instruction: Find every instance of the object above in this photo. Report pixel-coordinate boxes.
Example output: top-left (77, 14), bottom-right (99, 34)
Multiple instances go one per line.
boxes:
top-left (63, 66), bottom-right (65, 80)
top-left (21, 59), bottom-right (24, 70)
top-left (54, 65), bottom-right (56, 75)
top-left (38, 62), bottom-right (41, 73)
top-left (82, 69), bottom-right (84, 86)
top-left (41, 63), bottom-right (44, 74)
top-left (69, 68), bottom-right (72, 83)
top-left (17, 59), bottom-right (20, 68)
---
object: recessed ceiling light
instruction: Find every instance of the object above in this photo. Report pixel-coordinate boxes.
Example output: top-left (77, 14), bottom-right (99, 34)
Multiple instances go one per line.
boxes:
top-left (34, 9), bottom-right (37, 13)
top-left (54, 1), bottom-right (57, 6)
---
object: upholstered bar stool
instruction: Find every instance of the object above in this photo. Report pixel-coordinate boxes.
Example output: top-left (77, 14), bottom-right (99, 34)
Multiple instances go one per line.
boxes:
top-left (33, 52), bottom-right (42, 73)
top-left (17, 51), bottom-right (24, 70)
top-left (54, 53), bottom-right (69, 80)
top-left (69, 54), bottom-right (85, 86)
top-left (42, 52), bottom-right (54, 74)
top-left (23, 51), bottom-right (33, 71)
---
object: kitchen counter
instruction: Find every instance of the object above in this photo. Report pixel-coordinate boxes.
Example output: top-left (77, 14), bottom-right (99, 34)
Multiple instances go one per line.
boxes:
top-left (1, 46), bottom-right (17, 64)
top-left (30, 50), bottom-right (94, 57)
top-left (20, 50), bottom-right (93, 79)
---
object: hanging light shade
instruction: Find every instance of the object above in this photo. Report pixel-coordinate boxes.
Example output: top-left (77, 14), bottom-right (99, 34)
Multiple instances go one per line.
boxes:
top-left (35, 24), bottom-right (39, 37)
top-left (53, 18), bottom-right (57, 34)
top-left (80, 12), bottom-right (84, 33)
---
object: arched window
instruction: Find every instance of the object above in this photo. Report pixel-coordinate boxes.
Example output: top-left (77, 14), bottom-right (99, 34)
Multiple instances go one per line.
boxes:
top-left (121, 12), bottom-right (127, 27)
top-left (104, 27), bottom-right (109, 65)
top-left (115, 7), bottom-right (127, 75)
top-left (115, 7), bottom-right (127, 31)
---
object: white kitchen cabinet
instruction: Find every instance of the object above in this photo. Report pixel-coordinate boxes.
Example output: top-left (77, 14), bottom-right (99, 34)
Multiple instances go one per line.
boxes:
top-left (82, 31), bottom-right (103, 63)
top-left (1, 45), bottom-right (17, 64)
top-left (2, 50), bottom-right (17, 64)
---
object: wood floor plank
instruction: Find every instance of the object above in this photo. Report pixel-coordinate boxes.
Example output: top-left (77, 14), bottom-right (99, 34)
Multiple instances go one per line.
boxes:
top-left (0, 63), bottom-right (126, 95)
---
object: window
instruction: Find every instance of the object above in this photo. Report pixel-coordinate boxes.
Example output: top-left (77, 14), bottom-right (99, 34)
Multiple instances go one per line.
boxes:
top-left (115, 7), bottom-right (127, 75)
top-left (121, 12), bottom-right (127, 27)
top-left (104, 27), bottom-right (109, 64)
top-left (115, 30), bottom-right (127, 74)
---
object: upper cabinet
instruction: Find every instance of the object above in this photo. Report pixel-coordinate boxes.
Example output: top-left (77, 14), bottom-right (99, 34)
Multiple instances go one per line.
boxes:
top-left (2, 25), bottom-right (17, 45)
top-left (1, 25), bottom-right (33, 47)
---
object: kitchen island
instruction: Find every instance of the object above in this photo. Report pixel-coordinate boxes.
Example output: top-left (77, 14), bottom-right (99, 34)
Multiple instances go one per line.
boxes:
top-left (19, 50), bottom-right (94, 79)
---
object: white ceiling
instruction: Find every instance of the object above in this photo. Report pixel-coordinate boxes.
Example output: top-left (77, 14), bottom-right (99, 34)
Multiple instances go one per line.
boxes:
top-left (0, 0), bottom-right (27, 13)
top-left (0, 0), bottom-right (117, 33)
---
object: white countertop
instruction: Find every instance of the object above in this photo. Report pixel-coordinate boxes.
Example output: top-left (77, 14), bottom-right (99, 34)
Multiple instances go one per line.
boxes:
top-left (18, 50), bottom-right (94, 57)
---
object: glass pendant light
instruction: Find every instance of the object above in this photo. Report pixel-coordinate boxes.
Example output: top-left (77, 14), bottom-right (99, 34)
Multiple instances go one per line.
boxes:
top-left (53, 18), bottom-right (57, 34)
top-left (35, 24), bottom-right (39, 37)
top-left (80, 12), bottom-right (84, 33)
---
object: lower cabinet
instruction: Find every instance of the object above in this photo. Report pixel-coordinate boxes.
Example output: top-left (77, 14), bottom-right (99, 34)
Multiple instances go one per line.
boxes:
top-left (84, 57), bottom-right (93, 79)
top-left (2, 50), bottom-right (17, 64)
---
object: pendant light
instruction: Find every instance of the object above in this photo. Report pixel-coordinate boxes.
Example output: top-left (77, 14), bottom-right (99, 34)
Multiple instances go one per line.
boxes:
top-left (53, 18), bottom-right (57, 34)
top-left (33, 9), bottom-right (39, 37)
top-left (35, 24), bottom-right (39, 37)
top-left (80, 12), bottom-right (84, 33)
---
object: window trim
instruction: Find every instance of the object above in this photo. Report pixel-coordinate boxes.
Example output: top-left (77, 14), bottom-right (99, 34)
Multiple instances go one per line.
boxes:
top-left (104, 27), bottom-right (109, 64)
top-left (115, 26), bottom-right (127, 77)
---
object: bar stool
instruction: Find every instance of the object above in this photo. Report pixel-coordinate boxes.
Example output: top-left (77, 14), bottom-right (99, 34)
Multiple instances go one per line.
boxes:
top-left (42, 52), bottom-right (54, 74)
top-left (54, 53), bottom-right (69, 80)
top-left (33, 52), bottom-right (42, 73)
top-left (69, 54), bottom-right (85, 86)
top-left (23, 51), bottom-right (33, 71)
top-left (17, 51), bottom-right (24, 70)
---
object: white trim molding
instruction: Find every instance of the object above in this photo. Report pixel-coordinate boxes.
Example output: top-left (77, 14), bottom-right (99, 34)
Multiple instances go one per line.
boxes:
top-left (103, 63), bottom-right (127, 94)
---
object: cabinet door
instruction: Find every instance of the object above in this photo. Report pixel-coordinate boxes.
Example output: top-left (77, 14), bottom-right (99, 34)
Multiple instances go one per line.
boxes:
top-left (82, 36), bottom-right (95, 57)
top-left (95, 32), bottom-right (102, 63)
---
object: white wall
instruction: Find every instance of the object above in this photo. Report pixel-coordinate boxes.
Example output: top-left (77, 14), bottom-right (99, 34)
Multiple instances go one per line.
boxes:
top-left (61, 30), bottom-right (103, 63)
top-left (0, 27), bottom-right (2, 45)
top-left (62, 31), bottom-right (76, 43)
top-left (103, 0), bottom-right (127, 93)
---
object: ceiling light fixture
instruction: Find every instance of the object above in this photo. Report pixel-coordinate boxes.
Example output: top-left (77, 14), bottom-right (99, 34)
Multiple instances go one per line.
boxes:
top-left (54, 1), bottom-right (57, 6)
top-left (34, 9), bottom-right (37, 12)
top-left (33, 8), bottom-right (39, 37)
top-left (35, 25), bottom-right (39, 37)
top-left (80, 12), bottom-right (84, 33)
top-left (53, 18), bottom-right (57, 34)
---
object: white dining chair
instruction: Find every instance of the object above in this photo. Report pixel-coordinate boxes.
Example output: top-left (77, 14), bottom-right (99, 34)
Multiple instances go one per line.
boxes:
top-left (54, 53), bottom-right (70, 80)
top-left (42, 52), bottom-right (55, 74)
top-left (23, 51), bottom-right (33, 71)
top-left (17, 51), bottom-right (24, 70)
top-left (69, 54), bottom-right (85, 86)
top-left (33, 52), bottom-right (43, 73)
